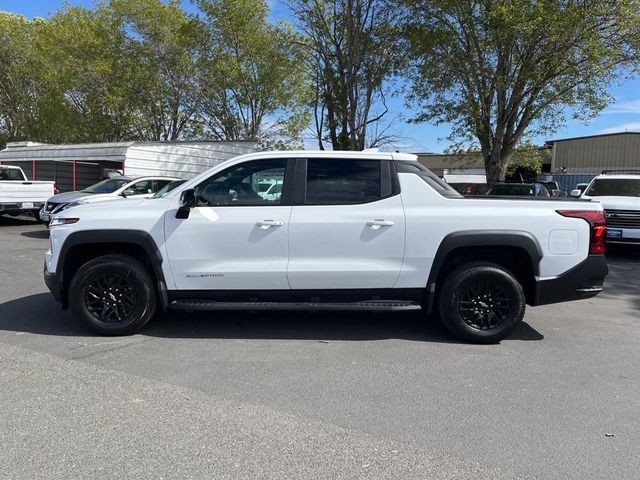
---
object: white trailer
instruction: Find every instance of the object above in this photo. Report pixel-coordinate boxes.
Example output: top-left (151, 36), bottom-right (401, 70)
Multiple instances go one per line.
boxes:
top-left (0, 141), bottom-right (258, 193)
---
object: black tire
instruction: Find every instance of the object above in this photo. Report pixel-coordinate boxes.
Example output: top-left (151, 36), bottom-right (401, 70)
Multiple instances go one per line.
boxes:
top-left (437, 262), bottom-right (525, 344)
top-left (69, 254), bottom-right (157, 335)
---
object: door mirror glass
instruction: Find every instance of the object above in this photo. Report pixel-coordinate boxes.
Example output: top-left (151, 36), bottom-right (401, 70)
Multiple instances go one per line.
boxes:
top-left (569, 189), bottom-right (582, 198)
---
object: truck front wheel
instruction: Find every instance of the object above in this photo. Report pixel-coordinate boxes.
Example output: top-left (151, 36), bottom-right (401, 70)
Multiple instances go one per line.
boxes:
top-left (69, 254), bottom-right (157, 335)
top-left (438, 262), bottom-right (526, 343)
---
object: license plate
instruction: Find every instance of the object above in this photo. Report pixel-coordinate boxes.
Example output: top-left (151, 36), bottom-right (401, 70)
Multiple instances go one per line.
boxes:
top-left (21, 202), bottom-right (34, 209)
top-left (607, 229), bottom-right (623, 239)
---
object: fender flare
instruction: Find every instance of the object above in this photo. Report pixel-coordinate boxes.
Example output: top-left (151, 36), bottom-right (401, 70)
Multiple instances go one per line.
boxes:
top-left (425, 230), bottom-right (543, 313)
top-left (57, 230), bottom-right (168, 310)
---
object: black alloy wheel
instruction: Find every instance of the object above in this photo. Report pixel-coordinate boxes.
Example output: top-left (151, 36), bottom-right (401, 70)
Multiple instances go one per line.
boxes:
top-left (437, 262), bottom-right (526, 343)
top-left (84, 273), bottom-right (138, 324)
top-left (457, 279), bottom-right (512, 330)
top-left (69, 254), bottom-right (157, 335)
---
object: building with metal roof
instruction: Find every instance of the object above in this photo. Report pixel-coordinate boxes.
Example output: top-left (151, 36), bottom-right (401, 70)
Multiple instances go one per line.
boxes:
top-left (0, 140), bottom-right (258, 192)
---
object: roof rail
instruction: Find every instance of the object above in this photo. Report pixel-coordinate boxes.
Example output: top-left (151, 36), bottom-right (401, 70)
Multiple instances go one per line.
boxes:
top-left (601, 169), bottom-right (640, 175)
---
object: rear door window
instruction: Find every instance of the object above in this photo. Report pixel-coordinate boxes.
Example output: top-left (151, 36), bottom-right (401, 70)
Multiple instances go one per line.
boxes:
top-left (305, 159), bottom-right (381, 205)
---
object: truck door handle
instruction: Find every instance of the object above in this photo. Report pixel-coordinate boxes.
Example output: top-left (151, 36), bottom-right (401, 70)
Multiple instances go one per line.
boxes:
top-left (256, 219), bottom-right (284, 229)
top-left (367, 219), bottom-right (394, 229)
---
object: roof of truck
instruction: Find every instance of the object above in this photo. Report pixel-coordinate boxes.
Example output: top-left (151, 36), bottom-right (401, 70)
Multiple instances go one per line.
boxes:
top-left (227, 150), bottom-right (419, 162)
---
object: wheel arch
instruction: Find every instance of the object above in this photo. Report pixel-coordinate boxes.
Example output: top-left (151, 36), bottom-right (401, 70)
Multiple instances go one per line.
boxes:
top-left (425, 230), bottom-right (543, 313)
top-left (58, 230), bottom-right (168, 311)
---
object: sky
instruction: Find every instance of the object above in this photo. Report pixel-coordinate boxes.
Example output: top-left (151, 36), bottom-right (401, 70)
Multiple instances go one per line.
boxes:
top-left (3, 0), bottom-right (640, 153)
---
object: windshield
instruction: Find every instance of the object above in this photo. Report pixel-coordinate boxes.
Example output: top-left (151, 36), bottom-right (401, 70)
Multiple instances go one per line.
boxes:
top-left (0, 168), bottom-right (25, 181)
top-left (82, 178), bottom-right (130, 194)
top-left (585, 178), bottom-right (640, 197)
top-left (152, 180), bottom-right (186, 198)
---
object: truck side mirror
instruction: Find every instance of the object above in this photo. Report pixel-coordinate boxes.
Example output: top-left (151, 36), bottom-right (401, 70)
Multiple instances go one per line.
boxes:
top-left (569, 189), bottom-right (582, 198)
top-left (176, 188), bottom-right (195, 219)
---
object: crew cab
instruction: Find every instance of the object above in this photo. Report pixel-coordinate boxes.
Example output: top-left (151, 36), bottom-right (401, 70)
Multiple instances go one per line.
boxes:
top-left (44, 152), bottom-right (608, 343)
top-left (572, 171), bottom-right (640, 245)
top-left (0, 165), bottom-right (56, 220)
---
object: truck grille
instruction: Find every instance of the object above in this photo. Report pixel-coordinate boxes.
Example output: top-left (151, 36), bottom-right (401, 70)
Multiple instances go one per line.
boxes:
top-left (44, 202), bottom-right (60, 213)
top-left (605, 209), bottom-right (640, 229)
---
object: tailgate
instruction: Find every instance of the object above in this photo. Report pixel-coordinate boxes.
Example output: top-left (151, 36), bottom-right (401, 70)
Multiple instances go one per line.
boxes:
top-left (0, 181), bottom-right (55, 203)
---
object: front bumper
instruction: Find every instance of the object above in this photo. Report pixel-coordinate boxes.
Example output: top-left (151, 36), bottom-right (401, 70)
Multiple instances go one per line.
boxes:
top-left (534, 255), bottom-right (608, 306)
top-left (606, 227), bottom-right (640, 244)
top-left (44, 263), bottom-right (64, 305)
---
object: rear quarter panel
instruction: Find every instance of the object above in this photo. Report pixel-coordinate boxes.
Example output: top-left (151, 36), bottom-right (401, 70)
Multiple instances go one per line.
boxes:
top-left (396, 174), bottom-right (600, 288)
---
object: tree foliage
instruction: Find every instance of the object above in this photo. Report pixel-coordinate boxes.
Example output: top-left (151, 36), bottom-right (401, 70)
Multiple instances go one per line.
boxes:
top-left (0, 0), bottom-right (310, 149)
top-left (197, 0), bottom-right (310, 148)
top-left (403, 0), bottom-right (640, 183)
top-left (292, 0), bottom-right (402, 150)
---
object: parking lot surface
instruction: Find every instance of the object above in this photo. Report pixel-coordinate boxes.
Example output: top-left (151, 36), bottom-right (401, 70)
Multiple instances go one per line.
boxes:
top-left (1, 216), bottom-right (639, 479)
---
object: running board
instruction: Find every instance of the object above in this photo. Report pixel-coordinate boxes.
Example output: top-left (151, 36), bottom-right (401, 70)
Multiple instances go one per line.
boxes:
top-left (169, 299), bottom-right (422, 312)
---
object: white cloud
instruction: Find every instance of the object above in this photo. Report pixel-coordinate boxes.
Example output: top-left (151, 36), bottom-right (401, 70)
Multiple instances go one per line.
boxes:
top-left (604, 100), bottom-right (640, 114)
top-left (596, 122), bottom-right (640, 135)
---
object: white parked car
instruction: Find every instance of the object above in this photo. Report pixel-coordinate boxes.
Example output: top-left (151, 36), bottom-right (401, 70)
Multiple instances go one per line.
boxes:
top-left (44, 151), bottom-right (608, 343)
top-left (0, 165), bottom-right (56, 220)
top-left (571, 171), bottom-right (640, 244)
top-left (40, 176), bottom-right (181, 223)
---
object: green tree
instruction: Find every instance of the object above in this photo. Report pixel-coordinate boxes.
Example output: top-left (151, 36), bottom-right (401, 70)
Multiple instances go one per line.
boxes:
top-left (196, 0), bottom-right (309, 149)
top-left (37, 5), bottom-right (137, 142)
top-left (109, 0), bottom-right (205, 141)
top-left (0, 12), bottom-right (45, 147)
top-left (292, 0), bottom-right (402, 150)
top-left (403, 0), bottom-right (640, 183)
top-left (506, 143), bottom-right (546, 181)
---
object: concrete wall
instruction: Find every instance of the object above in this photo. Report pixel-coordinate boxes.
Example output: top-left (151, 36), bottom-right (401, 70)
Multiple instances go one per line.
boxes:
top-left (416, 154), bottom-right (484, 176)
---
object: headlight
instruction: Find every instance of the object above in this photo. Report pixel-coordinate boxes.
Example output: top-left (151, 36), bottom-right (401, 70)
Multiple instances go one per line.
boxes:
top-left (62, 201), bottom-right (84, 210)
top-left (49, 217), bottom-right (79, 227)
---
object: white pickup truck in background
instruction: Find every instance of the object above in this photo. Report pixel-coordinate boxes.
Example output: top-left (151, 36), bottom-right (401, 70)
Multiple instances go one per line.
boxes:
top-left (0, 165), bottom-right (56, 220)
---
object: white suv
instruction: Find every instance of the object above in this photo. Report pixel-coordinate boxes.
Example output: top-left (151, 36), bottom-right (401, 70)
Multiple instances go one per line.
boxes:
top-left (44, 151), bottom-right (608, 343)
top-left (573, 171), bottom-right (640, 244)
top-left (40, 176), bottom-right (181, 223)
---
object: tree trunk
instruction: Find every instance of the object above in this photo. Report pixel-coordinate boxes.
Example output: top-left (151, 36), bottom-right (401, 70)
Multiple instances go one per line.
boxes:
top-left (485, 145), bottom-right (509, 185)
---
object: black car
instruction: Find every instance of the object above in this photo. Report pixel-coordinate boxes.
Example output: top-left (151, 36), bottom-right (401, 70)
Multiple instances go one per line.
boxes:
top-left (486, 182), bottom-right (551, 197)
top-left (540, 181), bottom-right (568, 198)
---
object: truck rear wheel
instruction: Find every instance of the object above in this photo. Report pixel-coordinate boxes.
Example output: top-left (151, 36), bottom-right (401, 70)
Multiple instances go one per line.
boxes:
top-left (438, 262), bottom-right (525, 343)
top-left (69, 254), bottom-right (157, 335)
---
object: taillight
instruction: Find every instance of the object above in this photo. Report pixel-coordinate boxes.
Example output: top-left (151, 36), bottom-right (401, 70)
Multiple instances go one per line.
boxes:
top-left (53, 182), bottom-right (59, 195)
top-left (557, 210), bottom-right (607, 255)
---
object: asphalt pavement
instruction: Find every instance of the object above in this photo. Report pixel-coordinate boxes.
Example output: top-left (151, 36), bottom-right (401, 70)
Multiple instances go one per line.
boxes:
top-left (0, 216), bottom-right (639, 479)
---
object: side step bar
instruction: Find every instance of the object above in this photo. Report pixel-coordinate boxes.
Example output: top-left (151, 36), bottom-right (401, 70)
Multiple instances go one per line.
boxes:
top-left (169, 299), bottom-right (422, 312)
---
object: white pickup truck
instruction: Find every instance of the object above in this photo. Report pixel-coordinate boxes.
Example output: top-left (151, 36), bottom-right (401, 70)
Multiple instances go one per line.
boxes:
top-left (0, 165), bottom-right (56, 220)
top-left (44, 151), bottom-right (608, 343)
top-left (571, 171), bottom-right (640, 244)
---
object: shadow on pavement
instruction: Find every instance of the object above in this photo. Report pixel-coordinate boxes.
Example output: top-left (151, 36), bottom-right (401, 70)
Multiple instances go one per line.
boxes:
top-left (0, 293), bottom-right (543, 344)
top-left (0, 216), bottom-right (39, 227)
top-left (21, 229), bottom-right (49, 239)
top-left (602, 245), bottom-right (640, 310)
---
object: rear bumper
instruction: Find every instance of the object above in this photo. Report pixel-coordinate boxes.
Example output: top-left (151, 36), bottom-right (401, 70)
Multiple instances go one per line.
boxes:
top-left (534, 255), bottom-right (608, 306)
top-left (0, 202), bottom-right (42, 215)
